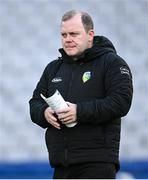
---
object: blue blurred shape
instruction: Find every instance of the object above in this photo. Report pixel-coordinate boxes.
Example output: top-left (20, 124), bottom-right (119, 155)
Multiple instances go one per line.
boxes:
top-left (0, 160), bottom-right (148, 179)
top-left (0, 161), bottom-right (54, 179)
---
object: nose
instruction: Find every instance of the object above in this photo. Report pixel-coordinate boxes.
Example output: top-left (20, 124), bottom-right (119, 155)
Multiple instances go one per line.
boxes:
top-left (65, 34), bottom-right (72, 42)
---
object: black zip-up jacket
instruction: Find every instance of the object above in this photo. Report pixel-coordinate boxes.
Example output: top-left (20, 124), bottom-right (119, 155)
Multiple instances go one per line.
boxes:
top-left (29, 36), bottom-right (133, 171)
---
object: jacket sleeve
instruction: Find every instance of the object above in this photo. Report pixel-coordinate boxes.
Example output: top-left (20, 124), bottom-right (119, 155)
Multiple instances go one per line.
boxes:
top-left (77, 55), bottom-right (133, 124)
top-left (29, 64), bottom-right (50, 129)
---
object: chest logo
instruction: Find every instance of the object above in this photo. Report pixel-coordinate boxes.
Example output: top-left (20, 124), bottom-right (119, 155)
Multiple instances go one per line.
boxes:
top-left (51, 77), bottom-right (62, 83)
top-left (82, 71), bottom-right (91, 83)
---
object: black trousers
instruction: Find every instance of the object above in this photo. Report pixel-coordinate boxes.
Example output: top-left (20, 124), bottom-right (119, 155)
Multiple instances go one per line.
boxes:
top-left (53, 162), bottom-right (116, 179)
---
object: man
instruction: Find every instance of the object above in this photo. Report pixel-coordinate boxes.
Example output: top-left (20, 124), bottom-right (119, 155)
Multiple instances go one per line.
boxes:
top-left (29, 10), bottom-right (133, 179)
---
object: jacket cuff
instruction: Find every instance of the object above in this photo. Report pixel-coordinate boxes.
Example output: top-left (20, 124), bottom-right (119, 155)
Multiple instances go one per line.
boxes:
top-left (40, 104), bottom-right (50, 128)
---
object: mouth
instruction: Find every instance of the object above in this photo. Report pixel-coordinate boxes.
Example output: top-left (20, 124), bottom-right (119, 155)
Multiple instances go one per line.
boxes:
top-left (65, 47), bottom-right (77, 52)
top-left (65, 43), bottom-right (76, 48)
top-left (65, 46), bottom-right (76, 49)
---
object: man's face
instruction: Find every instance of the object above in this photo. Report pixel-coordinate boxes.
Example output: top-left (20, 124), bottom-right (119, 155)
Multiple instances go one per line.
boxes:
top-left (61, 14), bottom-right (94, 58)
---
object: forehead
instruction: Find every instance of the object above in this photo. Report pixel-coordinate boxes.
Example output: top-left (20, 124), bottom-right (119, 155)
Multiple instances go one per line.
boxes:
top-left (61, 14), bottom-right (85, 32)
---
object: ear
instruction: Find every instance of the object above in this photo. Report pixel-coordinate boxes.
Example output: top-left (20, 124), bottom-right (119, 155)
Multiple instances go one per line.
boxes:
top-left (88, 30), bottom-right (94, 41)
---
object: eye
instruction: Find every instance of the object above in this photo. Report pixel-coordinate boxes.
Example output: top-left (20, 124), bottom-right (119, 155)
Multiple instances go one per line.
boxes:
top-left (70, 32), bottom-right (79, 37)
top-left (61, 33), bottom-right (67, 38)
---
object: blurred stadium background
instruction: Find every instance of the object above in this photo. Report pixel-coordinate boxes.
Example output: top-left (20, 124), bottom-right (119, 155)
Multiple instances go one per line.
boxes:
top-left (0, 0), bottom-right (148, 179)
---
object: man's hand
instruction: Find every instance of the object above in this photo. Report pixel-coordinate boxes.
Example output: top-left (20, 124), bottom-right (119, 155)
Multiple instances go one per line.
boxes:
top-left (44, 107), bottom-right (61, 129)
top-left (57, 102), bottom-right (77, 125)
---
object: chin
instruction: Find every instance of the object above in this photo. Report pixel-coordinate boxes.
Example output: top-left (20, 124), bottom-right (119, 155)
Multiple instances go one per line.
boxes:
top-left (66, 52), bottom-right (77, 57)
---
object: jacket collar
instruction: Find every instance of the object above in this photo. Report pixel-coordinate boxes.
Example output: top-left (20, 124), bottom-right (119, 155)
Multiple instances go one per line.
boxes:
top-left (59, 36), bottom-right (117, 64)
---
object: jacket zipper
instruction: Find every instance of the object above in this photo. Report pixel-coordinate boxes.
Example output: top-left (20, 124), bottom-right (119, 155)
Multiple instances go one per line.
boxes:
top-left (66, 64), bottom-right (76, 99)
top-left (63, 64), bottom-right (76, 164)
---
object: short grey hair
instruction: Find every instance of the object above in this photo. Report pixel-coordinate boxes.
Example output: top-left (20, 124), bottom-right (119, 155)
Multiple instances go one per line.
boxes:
top-left (61, 10), bottom-right (94, 32)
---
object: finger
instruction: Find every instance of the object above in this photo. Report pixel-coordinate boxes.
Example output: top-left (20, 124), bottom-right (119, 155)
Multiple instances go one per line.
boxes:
top-left (60, 116), bottom-right (72, 123)
top-left (62, 119), bottom-right (75, 125)
top-left (66, 102), bottom-right (71, 106)
top-left (46, 107), bottom-right (55, 114)
top-left (48, 114), bottom-right (57, 122)
top-left (56, 107), bottom-right (70, 114)
top-left (47, 118), bottom-right (61, 129)
top-left (58, 113), bottom-right (69, 120)
top-left (51, 121), bottom-right (61, 129)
